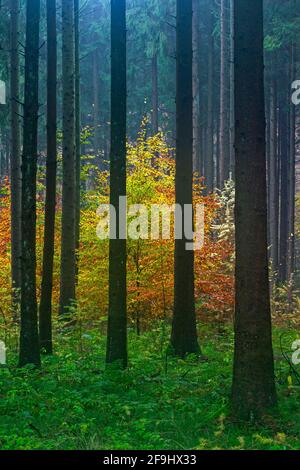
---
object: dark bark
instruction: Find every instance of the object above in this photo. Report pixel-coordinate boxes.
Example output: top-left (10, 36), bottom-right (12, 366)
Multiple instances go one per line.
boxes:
top-left (74, 0), bottom-right (81, 275)
top-left (39, 0), bottom-right (57, 354)
top-left (92, 49), bottom-right (101, 163)
top-left (287, 40), bottom-right (296, 282)
top-left (19, 0), bottom-right (41, 367)
top-left (278, 100), bottom-right (289, 284)
top-left (229, 0), bottom-right (235, 178)
top-left (192, 0), bottom-right (201, 172)
top-left (231, 0), bottom-right (277, 419)
top-left (205, 7), bottom-right (214, 193)
top-left (170, 0), bottom-right (200, 358)
top-left (10, 0), bottom-right (21, 311)
top-left (215, 99), bottom-right (220, 189)
top-left (106, 0), bottom-right (127, 369)
top-left (269, 78), bottom-right (279, 277)
top-left (219, 0), bottom-right (230, 187)
top-left (59, 0), bottom-right (76, 317)
top-left (151, 53), bottom-right (159, 134)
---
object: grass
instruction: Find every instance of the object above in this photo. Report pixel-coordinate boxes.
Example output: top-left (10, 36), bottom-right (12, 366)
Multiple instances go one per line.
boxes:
top-left (1, 323), bottom-right (300, 450)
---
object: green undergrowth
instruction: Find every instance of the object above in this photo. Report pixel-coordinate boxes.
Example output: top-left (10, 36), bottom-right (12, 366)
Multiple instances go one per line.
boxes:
top-left (1, 323), bottom-right (300, 450)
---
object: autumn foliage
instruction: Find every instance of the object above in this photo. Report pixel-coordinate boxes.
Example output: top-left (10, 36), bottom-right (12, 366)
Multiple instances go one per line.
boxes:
top-left (0, 132), bottom-right (234, 330)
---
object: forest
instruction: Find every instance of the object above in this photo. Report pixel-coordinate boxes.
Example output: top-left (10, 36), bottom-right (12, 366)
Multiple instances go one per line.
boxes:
top-left (0, 0), bottom-right (300, 455)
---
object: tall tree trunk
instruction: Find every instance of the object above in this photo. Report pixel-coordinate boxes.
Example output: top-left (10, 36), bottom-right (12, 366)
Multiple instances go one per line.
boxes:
top-left (4, 134), bottom-right (10, 178)
top-left (231, 0), bottom-right (277, 419)
top-left (266, 83), bottom-right (271, 270)
top-left (59, 0), bottom-right (76, 317)
top-left (39, 0), bottom-right (57, 354)
top-left (74, 0), bottom-right (81, 270)
top-left (106, 0), bottom-right (127, 368)
top-left (171, 0), bottom-right (200, 358)
top-left (278, 98), bottom-right (289, 284)
top-left (229, 0), bottom-right (235, 178)
top-left (269, 77), bottom-right (279, 277)
top-left (287, 39), bottom-right (296, 282)
top-left (10, 0), bottom-right (21, 312)
top-left (92, 49), bottom-right (101, 163)
top-left (215, 98), bottom-right (220, 188)
top-left (19, 0), bottom-right (41, 367)
top-left (219, 0), bottom-right (230, 187)
top-left (205, 7), bottom-right (214, 193)
top-left (192, 0), bottom-right (201, 172)
top-left (151, 53), bottom-right (159, 134)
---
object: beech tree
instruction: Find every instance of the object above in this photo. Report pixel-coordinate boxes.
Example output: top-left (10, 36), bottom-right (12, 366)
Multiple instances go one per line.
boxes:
top-left (0, 0), bottom-right (298, 444)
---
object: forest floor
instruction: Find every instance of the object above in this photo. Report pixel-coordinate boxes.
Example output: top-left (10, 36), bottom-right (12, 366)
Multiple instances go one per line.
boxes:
top-left (1, 323), bottom-right (300, 450)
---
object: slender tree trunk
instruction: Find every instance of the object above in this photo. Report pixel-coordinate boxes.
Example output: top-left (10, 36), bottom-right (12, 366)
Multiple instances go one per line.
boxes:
top-left (171, 0), bottom-right (200, 358)
top-left (287, 39), bottom-right (296, 282)
top-left (0, 139), bottom-right (3, 177)
top-left (206, 7), bottom-right (214, 193)
top-left (219, 0), bottom-right (230, 187)
top-left (229, 0), bottom-right (235, 178)
top-left (59, 0), bottom-right (76, 317)
top-left (39, 0), bottom-right (57, 354)
top-left (5, 133), bottom-right (10, 177)
top-left (10, 0), bottom-right (21, 311)
top-left (92, 49), bottom-right (101, 162)
top-left (106, 0), bottom-right (127, 368)
top-left (74, 0), bottom-right (81, 268)
top-left (192, 0), bottom-right (201, 172)
top-left (266, 83), bottom-right (272, 269)
top-left (215, 101), bottom-right (220, 188)
top-left (269, 78), bottom-right (279, 277)
top-left (0, 137), bottom-right (3, 177)
top-left (151, 53), bottom-right (159, 134)
top-left (231, 0), bottom-right (277, 419)
top-left (279, 98), bottom-right (289, 284)
top-left (19, 0), bottom-right (41, 367)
